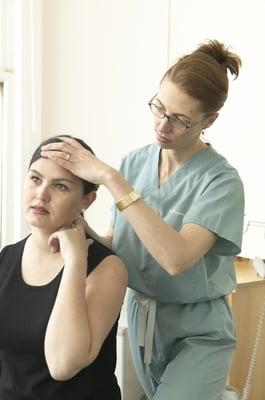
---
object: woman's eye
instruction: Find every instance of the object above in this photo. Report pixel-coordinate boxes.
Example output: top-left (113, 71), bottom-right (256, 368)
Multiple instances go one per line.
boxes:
top-left (55, 183), bottom-right (68, 191)
top-left (172, 115), bottom-right (189, 125)
top-left (154, 104), bottom-right (164, 113)
top-left (30, 176), bottom-right (40, 183)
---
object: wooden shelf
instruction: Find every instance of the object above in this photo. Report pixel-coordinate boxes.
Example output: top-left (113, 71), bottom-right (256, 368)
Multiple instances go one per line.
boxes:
top-left (235, 257), bottom-right (264, 285)
top-left (228, 257), bottom-right (265, 400)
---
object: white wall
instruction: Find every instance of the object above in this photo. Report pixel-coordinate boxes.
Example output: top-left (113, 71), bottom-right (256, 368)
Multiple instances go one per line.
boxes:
top-left (42, 0), bottom-right (169, 233)
top-left (169, 0), bottom-right (265, 224)
top-left (42, 0), bottom-right (265, 236)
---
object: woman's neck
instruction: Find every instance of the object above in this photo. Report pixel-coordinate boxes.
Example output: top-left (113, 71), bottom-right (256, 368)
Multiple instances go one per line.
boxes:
top-left (28, 228), bottom-right (53, 255)
top-left (158, 140), bottom-right (207, 185)
top-left (22, 228), bottom-right (63, 284)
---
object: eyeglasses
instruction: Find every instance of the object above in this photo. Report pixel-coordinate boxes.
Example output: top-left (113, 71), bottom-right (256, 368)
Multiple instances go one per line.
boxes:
top-left (148, 94), bottom-right (205, 132)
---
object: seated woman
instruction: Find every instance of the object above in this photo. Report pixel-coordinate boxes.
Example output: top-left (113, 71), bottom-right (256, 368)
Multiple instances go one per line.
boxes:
top-left (0, 136), bottom-right (127, 400)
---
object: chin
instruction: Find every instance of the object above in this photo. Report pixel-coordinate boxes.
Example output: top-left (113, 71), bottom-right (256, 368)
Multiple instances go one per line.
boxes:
top-left (26, 219), bottom-right (52, 233)
top-left (157, 140), bottom-right (173, 150)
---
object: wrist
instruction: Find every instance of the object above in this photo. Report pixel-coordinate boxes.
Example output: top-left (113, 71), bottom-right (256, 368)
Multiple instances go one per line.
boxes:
top-left (116, 189), bottom-right (141, 212)
top-left (63, 269), bottom-right (87, 283)
top-left (64, 259), bottom-right (87, 273)
top-left (101, 167), bottom-right (120, 188)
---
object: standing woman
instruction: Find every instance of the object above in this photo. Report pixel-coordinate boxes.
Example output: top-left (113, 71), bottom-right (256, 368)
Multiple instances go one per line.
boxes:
top-left (0, 136), bottom-right (127, 400)
top-left (42, 40), bottom-right (245, 400)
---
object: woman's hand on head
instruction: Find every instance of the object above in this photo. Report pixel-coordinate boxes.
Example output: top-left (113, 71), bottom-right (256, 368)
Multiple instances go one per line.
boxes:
top-left (48, 218), bottom-right (94, 266)
top-left (41, 136), bottom-right (114, 185)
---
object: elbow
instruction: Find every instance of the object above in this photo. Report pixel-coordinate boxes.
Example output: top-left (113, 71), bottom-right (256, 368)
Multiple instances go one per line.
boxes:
top-left (45, 338), bottom-right (101, 381)
top-left (47, 353), bottom-right (97, 381)
top-left (166, 264), bottom-right (184, 277)
top-left (164, 258), bottom-right (193, 277)
top-left (49, 366), bottom-right (77, 381)
top-left (48, 359), bottom-right (84, 381)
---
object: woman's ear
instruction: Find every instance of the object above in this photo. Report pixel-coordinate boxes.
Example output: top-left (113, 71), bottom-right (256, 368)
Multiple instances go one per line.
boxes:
top-left (204, 112), bottom-right (219, 129)
top-left (81, 191), bottom-right (97, 213)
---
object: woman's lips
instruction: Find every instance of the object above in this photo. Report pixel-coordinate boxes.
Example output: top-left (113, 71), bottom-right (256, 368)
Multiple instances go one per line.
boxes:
top-left (157, 134), bottom-right (171, 144)
top-left (31, 206), bottom-right (49, 215)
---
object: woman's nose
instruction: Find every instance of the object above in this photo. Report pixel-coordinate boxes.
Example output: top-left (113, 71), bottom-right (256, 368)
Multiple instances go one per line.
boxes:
top-left (36, 185), bottom-right (50, 203)
top-left (158, 116), bottom-right (172, 133)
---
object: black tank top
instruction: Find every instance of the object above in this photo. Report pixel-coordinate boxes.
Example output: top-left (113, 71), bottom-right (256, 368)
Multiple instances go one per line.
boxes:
top-left (0, 236), bottom-right (121, 399)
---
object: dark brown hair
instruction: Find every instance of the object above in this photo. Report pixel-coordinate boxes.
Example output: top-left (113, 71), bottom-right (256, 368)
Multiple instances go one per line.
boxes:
top-left (161, 40), bottom-right (242, 114)
top-left (29, 135), bottom-right (98, 194)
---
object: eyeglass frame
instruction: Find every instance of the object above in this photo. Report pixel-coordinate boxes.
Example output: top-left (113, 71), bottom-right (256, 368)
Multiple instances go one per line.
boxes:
top-left (148, 94), bottom-right (207, 132)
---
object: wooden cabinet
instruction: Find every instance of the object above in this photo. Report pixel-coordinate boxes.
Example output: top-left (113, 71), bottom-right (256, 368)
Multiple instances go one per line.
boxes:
top-left (228, 258), bottom-right (265, 400)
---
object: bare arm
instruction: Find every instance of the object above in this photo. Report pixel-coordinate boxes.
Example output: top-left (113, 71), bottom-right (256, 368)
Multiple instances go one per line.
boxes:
top-left (41, 138), bottom-right (216, 276)
top-left (44, 222), bottom-right (127, 380)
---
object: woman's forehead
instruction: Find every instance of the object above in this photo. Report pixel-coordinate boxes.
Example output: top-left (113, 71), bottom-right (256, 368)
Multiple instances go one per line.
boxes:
top-left (29, 157), bottom-right (80, 183)
top-left (158, 79), bottom-right (202, 116)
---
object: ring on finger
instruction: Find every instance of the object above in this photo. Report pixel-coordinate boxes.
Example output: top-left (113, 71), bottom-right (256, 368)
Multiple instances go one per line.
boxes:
top-left (65, 152), bottom-right (71, 161)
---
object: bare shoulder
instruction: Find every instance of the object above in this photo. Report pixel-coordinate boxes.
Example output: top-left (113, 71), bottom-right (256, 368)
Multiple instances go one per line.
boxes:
top-left (86, 254), bottom-right (128, 287)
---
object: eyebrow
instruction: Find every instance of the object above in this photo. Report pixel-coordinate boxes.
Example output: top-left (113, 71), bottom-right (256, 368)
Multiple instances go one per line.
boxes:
top-left (29, 169), bottom-right (75, 184)
top-left (155, 96), bottom-right (191, 121)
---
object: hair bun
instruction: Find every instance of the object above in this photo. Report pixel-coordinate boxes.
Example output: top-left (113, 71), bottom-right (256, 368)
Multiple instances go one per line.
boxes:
top-left (196, 39), bottom-right (241, 79)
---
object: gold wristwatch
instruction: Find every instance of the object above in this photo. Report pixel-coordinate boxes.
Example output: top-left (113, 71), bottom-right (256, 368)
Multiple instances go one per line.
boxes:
top-left (116, 189), bottom-right (142, 212)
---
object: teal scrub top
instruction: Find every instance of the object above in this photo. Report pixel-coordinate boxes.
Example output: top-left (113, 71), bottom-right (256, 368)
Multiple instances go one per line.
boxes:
top-left (111, 143), bottom-right (245, 304)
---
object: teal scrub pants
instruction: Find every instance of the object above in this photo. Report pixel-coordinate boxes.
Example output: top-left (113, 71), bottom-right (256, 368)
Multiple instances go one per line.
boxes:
top-left (127, 289), bottom-right (236, 400)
